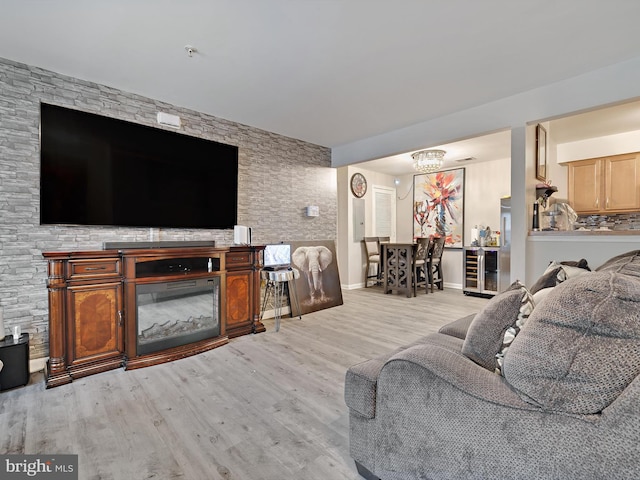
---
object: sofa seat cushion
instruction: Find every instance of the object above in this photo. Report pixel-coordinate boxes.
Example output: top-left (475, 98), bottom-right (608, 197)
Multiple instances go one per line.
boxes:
top-left (461, 282), bottom-right (534, 372)
top-left (503, 271), bottom-right (640, 415)
top-left (345, 333), bottom-right (464, 418)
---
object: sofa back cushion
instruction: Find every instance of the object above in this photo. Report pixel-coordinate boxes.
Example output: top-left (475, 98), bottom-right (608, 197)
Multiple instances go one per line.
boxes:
top-left (503, 271), bottom-right (640, 414)
top-left (461, 281), bottom-right (534, 372)
top-left (596, 249), bottom-right (640, 278)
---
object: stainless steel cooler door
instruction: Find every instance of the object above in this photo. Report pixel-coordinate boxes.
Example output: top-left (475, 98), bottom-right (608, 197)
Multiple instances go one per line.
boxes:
top-left (499, 197), bottom-right (511, 292)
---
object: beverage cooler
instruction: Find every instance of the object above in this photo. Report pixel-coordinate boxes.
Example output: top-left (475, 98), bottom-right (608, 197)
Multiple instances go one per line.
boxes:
top-left (463, 247), bottom-right (500, 297)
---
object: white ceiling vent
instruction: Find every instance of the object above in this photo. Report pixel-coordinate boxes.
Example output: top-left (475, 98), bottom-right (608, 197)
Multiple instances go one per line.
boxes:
top-left (454, 157), bottom-right (477, 163)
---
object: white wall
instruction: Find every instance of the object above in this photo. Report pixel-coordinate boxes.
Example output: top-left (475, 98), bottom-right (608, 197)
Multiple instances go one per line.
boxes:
top-left (338, 165), bottom-right (399, 289)
top-left (557, 129), bottom-right (640, 163)
top-left (463, 158), bottom-right (511, 240)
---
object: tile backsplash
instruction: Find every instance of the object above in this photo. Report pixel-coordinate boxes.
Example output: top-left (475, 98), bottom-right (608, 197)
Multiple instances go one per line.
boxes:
top-left (574, 212), bottom-right (640, 231)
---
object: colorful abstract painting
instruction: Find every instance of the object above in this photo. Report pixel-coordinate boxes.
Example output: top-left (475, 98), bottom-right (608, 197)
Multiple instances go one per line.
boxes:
top-left (413, 168), bottom-right (465, 248)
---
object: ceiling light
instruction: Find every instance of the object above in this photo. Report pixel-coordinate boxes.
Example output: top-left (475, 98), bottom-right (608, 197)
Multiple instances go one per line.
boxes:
top-left (412, 149), bottom-right (445, 173)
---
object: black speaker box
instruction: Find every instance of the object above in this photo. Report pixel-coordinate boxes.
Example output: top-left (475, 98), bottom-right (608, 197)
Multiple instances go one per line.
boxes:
top-left (0, 334), bottom-right (30, 391)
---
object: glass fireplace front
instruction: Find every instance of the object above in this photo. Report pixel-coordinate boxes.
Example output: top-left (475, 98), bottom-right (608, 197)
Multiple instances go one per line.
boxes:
top-left (136, 277), bottom-right (220, 356)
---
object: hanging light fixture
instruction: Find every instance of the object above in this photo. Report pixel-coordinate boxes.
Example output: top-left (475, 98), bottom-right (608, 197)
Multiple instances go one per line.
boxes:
top-left (412, 149), bottom-right (446, 173)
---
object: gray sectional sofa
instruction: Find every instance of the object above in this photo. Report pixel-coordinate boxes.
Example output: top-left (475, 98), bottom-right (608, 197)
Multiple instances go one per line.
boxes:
top-left (345, 251), bottom-right (640, 480)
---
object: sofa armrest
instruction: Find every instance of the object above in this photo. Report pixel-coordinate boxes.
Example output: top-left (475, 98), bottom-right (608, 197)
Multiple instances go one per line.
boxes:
top-left (385, 342), bottom-right (536, 410)
top-left (345, 333), bottom-right (467, 418)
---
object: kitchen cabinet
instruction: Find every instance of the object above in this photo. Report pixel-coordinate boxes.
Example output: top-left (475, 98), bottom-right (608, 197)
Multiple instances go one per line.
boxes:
top-left (568, 152), bottom-right (640, 214)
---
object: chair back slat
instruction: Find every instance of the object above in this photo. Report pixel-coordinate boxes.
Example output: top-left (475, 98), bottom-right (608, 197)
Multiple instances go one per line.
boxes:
top-left (363, 237), bottom-right (379, 256)
top-left (414, 237), bottom-right (430, 261)
top-left (429, 237), bottom-right (446, 262)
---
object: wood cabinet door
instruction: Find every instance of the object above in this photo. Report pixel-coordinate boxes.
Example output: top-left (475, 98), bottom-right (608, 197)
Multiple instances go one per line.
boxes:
top-left (226, 270), bottom-right (252, 329)
top-left (568, 158), bottom-right (602, 213)
top-left (67, 282), bottom-right (123, 365)
top-left (605, 153), bottom-right (640, 211)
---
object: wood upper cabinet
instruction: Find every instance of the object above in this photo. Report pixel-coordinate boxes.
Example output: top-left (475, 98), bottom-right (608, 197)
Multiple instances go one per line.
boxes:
top-left (568, 158), bottom-right (601, 213)
top-left (568, 152), bottom-right (640, 214)
top-left (605, 154), bottom-right (640, 211)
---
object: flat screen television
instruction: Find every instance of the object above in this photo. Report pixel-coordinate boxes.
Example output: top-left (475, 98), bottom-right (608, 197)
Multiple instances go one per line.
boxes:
top-left (40, 103), bottom-right (238, 229)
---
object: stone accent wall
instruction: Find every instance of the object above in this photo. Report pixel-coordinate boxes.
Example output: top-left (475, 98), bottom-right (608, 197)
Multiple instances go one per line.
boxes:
top-left (0, 58), bottom-right (335, 359)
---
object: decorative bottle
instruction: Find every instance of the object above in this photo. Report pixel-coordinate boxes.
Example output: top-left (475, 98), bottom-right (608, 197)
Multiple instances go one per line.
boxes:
top-left (532, 203), bottom-right (540, 231)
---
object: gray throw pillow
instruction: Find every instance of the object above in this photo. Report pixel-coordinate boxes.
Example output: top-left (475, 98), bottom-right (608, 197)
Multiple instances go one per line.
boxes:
top-left (462, 281), bottom-right (534, 372)
top-left (503, 272), bottom-right (640, 415)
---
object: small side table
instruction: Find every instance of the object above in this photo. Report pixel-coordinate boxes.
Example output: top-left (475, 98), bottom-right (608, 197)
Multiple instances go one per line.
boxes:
top-left (260, 269), bottom-right (302, 332)
top-left (0, 333), bottom-right (30, 391)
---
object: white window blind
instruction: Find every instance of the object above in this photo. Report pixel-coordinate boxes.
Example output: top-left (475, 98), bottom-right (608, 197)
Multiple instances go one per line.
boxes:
top-left (372, 186), bottom-right (395, 240)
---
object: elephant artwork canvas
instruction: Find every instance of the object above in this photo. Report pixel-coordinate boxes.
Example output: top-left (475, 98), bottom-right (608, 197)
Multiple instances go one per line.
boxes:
top-left (289, 240), bottom-right (343, 315)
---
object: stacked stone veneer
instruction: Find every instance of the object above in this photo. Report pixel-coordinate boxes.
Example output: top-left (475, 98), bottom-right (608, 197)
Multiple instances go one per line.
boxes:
top-left (0, 57), bottom-right (335, 360)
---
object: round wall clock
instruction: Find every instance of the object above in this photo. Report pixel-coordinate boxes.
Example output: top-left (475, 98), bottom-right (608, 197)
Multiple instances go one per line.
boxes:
top-left (350, 173), bottom-right (367, 198)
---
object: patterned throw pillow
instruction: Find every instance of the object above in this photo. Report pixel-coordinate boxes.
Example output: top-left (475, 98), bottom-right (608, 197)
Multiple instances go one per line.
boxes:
top-left (462, 281), bottom-right (534, 373)
top-left (495, 289), bottom-right (534, 375)
top-left (529, 259), bottom-right (591, 295)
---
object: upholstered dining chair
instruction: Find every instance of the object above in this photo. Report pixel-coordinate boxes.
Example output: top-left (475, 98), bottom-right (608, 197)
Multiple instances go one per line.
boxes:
top-left (412, 237), bottom-right (431, 296)
top-left (363, 237), bottom-right (381, 287)
top-left (427, 236), bottom-right (446, 292)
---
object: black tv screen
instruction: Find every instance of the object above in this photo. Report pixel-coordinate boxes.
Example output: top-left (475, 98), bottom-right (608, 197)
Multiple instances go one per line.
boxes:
top-left (40, 103), bottom-right (238, 229)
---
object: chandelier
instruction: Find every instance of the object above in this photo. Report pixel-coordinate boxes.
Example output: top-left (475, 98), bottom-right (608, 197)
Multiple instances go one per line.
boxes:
top-left (412, 149), bottom-right (446, 173)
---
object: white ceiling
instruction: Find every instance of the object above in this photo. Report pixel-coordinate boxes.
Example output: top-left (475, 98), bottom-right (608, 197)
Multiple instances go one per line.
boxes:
top-left (2, 1), bottom-right (640, 172)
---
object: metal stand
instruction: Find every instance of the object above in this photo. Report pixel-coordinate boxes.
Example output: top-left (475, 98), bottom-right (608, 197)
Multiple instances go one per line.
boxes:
top-left (259, 269), bottom-right (302, 331)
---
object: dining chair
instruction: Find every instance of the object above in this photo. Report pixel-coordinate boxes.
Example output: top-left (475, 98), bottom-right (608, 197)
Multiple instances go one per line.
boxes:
top-left (427, 236), bottom-right (446, 292)
top-left (412, 237), bottom-right (431, 296)
top-left (363, 237), bottom-right (381, 287)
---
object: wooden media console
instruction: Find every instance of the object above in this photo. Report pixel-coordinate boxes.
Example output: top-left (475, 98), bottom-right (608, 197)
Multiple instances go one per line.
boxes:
top-left (43, 243), bottom-right (264, 388)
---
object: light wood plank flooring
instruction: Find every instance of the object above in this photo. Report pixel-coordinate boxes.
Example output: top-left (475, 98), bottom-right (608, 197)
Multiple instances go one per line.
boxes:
top-left (0, 287), bottom-right (488, 480)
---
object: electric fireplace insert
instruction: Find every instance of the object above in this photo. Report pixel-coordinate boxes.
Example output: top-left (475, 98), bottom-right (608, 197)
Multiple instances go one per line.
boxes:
top-left (136, 277), bottom-right (220, 356)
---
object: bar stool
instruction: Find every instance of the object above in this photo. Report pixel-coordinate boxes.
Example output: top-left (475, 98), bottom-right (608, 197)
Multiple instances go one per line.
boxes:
top-left (259, 269), bottom-right (302, 331)
top-left (363, 237), bottom-right (381, 287)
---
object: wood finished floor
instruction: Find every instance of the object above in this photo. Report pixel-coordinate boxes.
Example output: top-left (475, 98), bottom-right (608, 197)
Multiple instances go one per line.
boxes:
top-left (0, 287), bottom-right (488, 480)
